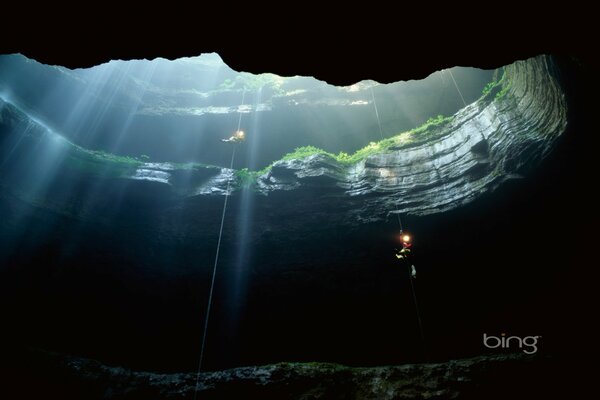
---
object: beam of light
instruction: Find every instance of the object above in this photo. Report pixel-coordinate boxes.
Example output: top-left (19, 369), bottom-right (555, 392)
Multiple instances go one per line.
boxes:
top-left (0, 99), bottom-right (76, 263)
top-left (60, 61), bottom-right (133, 145)
top-left (104, 61), bottom-right (159, 154)
top-left (221, 86), bottom-right (263, 354)
top-left (21, 61), bottom-right (159, 262)
top-left (0, 89), bottom-right (162, 275)
top-left (27, 57), bottom-right (231, 261)
top-left (0, 55), bottom-right (499, 369)
top-left (51, 62), bottom-right (175, 254)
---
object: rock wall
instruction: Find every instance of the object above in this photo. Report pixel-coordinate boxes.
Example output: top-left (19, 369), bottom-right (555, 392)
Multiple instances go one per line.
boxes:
top-left (0, 55), bottom-right (584, 379)
top-left (105, 56), bottom-right (567, 224)
top-left (255, 55), bottom-right (567, 218)
top-left (4, 349), bottom-right (572, 400)
top-left (0, 56), bottom-right (567, 224)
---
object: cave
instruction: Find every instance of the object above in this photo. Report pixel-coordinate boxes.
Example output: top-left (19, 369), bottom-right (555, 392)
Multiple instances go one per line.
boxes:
top-left (0, 22), bottom-right (595, 399)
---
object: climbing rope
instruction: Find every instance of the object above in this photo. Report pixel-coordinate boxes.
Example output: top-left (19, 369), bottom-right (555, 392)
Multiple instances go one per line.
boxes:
top-left (446, 69), bottom-right (486, 143)
top-left (447, 69), bottom-right (468, 108)
top-left (370, 87), bottom-right (403, 232)
top-left (370, 86), bottom-right (426, 358)
top-left (235, 90), bottom-right (246, 132)
top-left (194, 89), bottom-right (246, 395)
top-left (435, 70), bottom-right (449, 117)
top-left (407, 263), bottom-right (426, 357)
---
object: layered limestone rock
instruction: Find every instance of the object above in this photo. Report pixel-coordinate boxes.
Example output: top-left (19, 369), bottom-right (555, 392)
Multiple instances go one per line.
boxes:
top-left (0, 55), bottom-right (566, 222)
top-left (255, 55), bottom-right (566, 217)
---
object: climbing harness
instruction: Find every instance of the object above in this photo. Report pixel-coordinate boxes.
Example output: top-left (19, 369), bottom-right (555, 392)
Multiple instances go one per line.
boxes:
top-left (194, 89), bottom-right (246, 395)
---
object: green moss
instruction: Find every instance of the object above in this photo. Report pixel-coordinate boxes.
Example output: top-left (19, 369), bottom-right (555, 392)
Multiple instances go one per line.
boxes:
top-left (218, 73), bottom-right (286, 94)
top-left (170, 162), bottom-right (219, 171)
top-left (274, 115), bottom-right (452, 166)
top-left (481, 81), bottom-right (497, 97)
top-left (64, 148), bottom-right (142, 178)
top-left (480, 70), bottom-right (511, 101)
top-left (87, 149), bottom-right (141, 165)
top-left (55, 110), bottom-right (454, 188)
top-left (280, 145), bottom-right (330, 161)
top-left (495, 82), bottom-right (511, 100)
top-left (242, 114), bottom-right (454, 185)
top-left (235, 168), bottom-right (260, 187)
top-left (62, 140), bottom-right (221, 180)
top-left (255, 165), bottom-right (273, 176)
top-left (410, 114), bottom-right (453, 137)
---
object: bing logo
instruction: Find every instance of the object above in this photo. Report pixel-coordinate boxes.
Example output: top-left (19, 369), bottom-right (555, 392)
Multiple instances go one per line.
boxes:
top-left (483, 333), bottom-right (541, 354)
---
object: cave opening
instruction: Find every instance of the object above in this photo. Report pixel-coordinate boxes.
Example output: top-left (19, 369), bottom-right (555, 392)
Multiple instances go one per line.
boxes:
top-left (0, 53), bottom-right (494, 172)
top-left (0, 50), bottom-right (592, 397)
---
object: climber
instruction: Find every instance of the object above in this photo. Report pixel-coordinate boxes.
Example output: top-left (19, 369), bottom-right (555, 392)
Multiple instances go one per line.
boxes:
top-left (221, 130), bottom-right (246, 143)
top-left (395, 232), bottom-right (412, 259)
top-left (395, 232), bottom-right (417, 278)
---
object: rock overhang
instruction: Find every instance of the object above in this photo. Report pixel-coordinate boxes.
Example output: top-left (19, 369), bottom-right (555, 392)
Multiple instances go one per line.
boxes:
top-left (0, 56), bottom-right (567, 223)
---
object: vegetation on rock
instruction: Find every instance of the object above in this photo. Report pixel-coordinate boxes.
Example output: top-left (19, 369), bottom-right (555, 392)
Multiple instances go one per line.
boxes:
top-left (263, 114), bottom-right (454, 169)
top-left (481, 70), bottom-right (511, 101)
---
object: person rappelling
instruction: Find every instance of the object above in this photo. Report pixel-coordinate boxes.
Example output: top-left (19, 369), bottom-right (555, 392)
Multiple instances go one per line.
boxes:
top-left (372, 84), bottom-right (425, 358)
top-left (396, 232), bottom-right (417, 278)
top-left (395, 232), bottom-right (412, 259)
top-left (221, 130), bottom-right (246, 143)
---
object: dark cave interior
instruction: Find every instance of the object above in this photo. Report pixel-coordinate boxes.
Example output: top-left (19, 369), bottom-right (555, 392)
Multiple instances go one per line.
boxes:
top-left (0, 16), bottom-right (597, 400)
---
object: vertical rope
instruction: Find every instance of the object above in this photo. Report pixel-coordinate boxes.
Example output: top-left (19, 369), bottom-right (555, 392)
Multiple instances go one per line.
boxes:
top-left (193, 89), bottom-right (246, 398)
top-left (447, 69), bottom-right (467, 107)
top-left (446, 69), bottom-right (485, 142)
top-left (236, 90), bottom-right (246, 132)
top-left (195, 147), bottom-right (236, 373)
top-left (407, 262), bottom-right (426, 359)
top-left (370, 86), bottom-right (403, 232)
top-left (371, 86), bottom-right (425, 359)
top-left (370, 86), bottom-right (385, 140)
